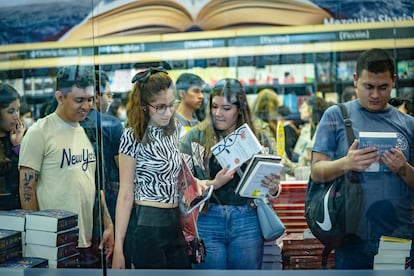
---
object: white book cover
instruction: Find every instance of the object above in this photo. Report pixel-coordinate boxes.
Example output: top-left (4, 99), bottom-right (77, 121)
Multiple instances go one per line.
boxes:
top-left (25, 227), bottom-right (79, 247)
top-left (358, 132), bottom-right (397, 172)
top-left (374, 253), bottom-right (410, 264)
top-left (236, 155), bottom-right (283, 198)
top-left (378, 236), bottom-right (412, 251)
top-left (373, 262), bottom-right (409, 270)
top-left (0, 209), bottom-right (33, 232)
top-left (211, 123), bottom-right (262, 171)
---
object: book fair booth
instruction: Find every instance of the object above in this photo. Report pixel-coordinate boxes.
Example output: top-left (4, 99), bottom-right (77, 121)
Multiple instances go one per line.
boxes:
top-left (0, 0), bottom-right (413, 274)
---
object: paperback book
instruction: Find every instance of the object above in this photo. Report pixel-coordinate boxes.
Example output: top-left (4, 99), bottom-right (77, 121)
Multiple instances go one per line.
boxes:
top-left (0, 230), bottom-right (21, 251)
top-left (211, 123), bottom-right (262, 171)
top-left (25, 209), bottom-right (78, 232)
top-left (358, 132), bottom-right (397, 172)
top-left (47, 253), bottom-right (80, 268)
top-left (235, 155), bottom-right (283, 198)
top-left (378, 236), bottom-right (412, 250)
top-left (178, 158), bottom-right (214, 216)
top-left (0, 246), bottom-right (22, 264)
top-left (24, 242), bottom-right (78, 261)
top-left (0, 257), bottom-right (48, 268)
top-left (0, 209), bottom-right (33, 232)
top-left (25, 227), bottom-right (79, 247)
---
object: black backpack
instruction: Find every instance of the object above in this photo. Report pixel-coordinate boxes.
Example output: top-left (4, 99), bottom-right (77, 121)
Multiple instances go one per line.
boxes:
top-left (304, 103), bottom-right (363, 268)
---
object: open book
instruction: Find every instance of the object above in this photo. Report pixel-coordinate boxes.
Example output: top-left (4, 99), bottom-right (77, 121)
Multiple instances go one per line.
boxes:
top-left (61, 0), bottom-right (331, 41)
top-left (211, 123), bottom-right (262, 171)
top-left (235, 155), bottom-right (283, 198)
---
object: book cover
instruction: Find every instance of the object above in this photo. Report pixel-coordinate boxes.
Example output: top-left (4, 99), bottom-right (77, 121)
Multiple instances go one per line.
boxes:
top-left (47, 253), bottom-right (80, 269)
top-left (211, 123), bottom-right (263, 171)
top-left (358, 132), bottom-right (397, 172)
top-left (25, 227), bottom-right (79, 247)
top-left (374, 253), bottom-right (410, 264)
top-left (0, 246), bottom-right (22, 264)
top-left (25, 209), bottom-right (78, 232)
top-left (236, 155), bottom-right (283, 198)
top-left (24, 242), bottom-right (78, 261)
top-left (61, 0), bottom-right (331, 41)
top-left (374, 261), bottom-right (410, 270)
top-left (178, 158), bottom-right (213, 216)
top-left (0, 257), bottom-right (48, 269)
top-left (378, 235), bottom-right (412, 251)
top-left (0, 230), bottom-right (21, 251)
top-left (0, 209), bottom-right (33, 232)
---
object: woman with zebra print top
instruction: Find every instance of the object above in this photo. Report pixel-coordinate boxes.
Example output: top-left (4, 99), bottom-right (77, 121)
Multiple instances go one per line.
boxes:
top-left (111, 67), bottom-right (229, 269)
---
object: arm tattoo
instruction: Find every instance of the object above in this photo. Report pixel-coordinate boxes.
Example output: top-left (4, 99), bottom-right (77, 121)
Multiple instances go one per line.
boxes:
top-left (22, 171), bottom-right (39, 203)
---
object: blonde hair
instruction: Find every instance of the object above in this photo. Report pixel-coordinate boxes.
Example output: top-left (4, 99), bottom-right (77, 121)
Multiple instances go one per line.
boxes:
top-left (252, 88), bottom-right (279, 136)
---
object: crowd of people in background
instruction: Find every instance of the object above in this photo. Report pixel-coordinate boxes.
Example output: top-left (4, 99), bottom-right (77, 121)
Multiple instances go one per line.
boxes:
top-left (0, 48), bottom-right (412, 270)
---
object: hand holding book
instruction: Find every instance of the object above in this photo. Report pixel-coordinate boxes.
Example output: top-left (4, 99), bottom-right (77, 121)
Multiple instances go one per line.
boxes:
top-left (382, 147), bottom-right (407, 175)
top-left (235, 155), bottom-right (284, 198)
top-left (358, 131), bottom-right (397, 172)
top-left (262, 173), bottom-right (281, 197)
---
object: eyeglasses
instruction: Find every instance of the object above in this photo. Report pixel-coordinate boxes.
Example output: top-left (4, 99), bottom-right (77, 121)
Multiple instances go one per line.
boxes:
top-left (146, 101), bottom-right (176, 114)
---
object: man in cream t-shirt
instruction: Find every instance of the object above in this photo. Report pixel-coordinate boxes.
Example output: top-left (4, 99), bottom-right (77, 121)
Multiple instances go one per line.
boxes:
top-left (19, 65), bottom-right (113, 267)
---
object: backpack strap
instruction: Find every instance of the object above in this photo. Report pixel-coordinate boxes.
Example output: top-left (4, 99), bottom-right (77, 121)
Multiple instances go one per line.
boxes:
top-left (338, 103), bottom-right (355, 147)
top-left (320, 104), bottom-right (356, 269)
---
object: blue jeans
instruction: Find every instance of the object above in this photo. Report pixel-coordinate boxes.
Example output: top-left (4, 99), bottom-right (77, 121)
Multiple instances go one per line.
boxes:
top-left (193, 203), bottom-right (264, 269)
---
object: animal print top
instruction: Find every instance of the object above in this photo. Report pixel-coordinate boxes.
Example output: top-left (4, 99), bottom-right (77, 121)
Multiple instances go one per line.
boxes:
top-left (119, 126), bottom-right (181, 204)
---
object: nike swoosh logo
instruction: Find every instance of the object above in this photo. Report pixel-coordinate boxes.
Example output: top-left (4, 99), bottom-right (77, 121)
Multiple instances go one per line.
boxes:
top-left (316, 185), bottom-right (333, 231)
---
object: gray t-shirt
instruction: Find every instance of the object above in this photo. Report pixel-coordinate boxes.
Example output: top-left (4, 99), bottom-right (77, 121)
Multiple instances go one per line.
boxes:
top-left (312, 100), bottom-right (414, 241)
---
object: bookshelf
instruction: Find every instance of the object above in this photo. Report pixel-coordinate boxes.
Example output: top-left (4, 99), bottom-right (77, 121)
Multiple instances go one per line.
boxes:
top-left (0, 21), bottom-right (413, 111)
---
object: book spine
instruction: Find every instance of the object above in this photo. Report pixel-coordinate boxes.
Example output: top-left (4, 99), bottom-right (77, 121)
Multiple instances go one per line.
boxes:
top-left (0, 246), bottom-right (22, 263)
top-left (56, 229), bottom-right (79, 247)
top-left (0, 233), bottom-right (21, 251)
top-left (56, 243), bottom-right (78, 260)
top-left (57, 216), bottom-right (78, 232)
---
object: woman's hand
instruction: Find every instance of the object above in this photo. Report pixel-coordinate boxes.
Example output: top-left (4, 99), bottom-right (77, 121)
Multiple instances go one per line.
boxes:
top-left (111, 247), bottom-right (126, 269)
top-left (209, 166), bottom-right (238, 190)
top-left (262, 173), bottom-right (281, 197)
top-left (10, 119), bottom-right (26, 146)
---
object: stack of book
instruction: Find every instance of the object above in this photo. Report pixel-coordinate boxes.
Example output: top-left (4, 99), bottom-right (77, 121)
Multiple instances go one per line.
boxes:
top-left (269, 181), bottom-right (308, 234)
top-left (23, 209), bottom-right (80, 268)
top-left (374, 236), bottom-right (412, 270)
top-left (281, 230), bottom-right (335, 269)
top-left (0, 209), bottom-right (33, 253)
top-left (0, 229), bottom-right (22, 264)
top-left (261, 239), bottom-right (283, 270)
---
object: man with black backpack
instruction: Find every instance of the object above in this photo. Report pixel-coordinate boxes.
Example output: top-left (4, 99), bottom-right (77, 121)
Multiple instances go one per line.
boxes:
top-left (310, 48), bottom-right (414, 269)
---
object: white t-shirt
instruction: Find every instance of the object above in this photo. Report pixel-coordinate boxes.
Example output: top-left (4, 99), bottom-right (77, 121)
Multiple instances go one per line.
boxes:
top-left (19, 113), bottom-right (96, 248)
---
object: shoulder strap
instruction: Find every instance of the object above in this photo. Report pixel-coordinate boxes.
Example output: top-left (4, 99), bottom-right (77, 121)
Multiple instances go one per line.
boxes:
top-left (338, 103), bottom-right (355, 147)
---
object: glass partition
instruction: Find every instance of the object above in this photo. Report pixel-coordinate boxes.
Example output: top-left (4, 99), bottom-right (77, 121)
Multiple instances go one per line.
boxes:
top-left (0, 0), bottom-right (413, 273)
